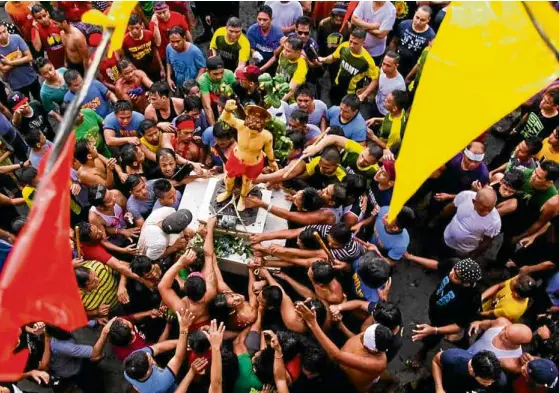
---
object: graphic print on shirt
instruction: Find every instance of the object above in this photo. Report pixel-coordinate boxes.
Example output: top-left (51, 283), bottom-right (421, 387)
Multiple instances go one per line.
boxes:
top-left (400, 29), bottom-right (429, 53)
top-left (520, 112), bottom-right (545, 138)
top-left (436, 276), bottom-right (456, 306)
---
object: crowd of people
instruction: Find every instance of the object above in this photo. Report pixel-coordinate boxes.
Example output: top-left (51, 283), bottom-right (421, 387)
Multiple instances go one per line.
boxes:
top-left (0, 2), bottom-right (558, 393)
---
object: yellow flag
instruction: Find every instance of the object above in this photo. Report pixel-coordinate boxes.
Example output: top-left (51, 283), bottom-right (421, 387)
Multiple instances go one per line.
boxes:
top-left (388, 1), bottom-right (559, 221)
top-left (82, 1), bottom-right (138, 56)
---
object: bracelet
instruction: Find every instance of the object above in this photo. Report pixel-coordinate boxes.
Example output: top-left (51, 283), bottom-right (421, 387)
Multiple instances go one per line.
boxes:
top-left (180, 330), bottom-right (188, 335)
top-left (19, 161), bottom-right (24, 168)
top-left (267, 203), bottom-right (273, 213)
top-left (274, 353), bottom-right (283, 359)
top-left (434, 327), bottom-right (439, 335)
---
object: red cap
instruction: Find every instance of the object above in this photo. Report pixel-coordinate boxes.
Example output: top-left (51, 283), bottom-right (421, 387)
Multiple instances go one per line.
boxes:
top-left (235, 65), bottom-right (261, 83)
top-left (382, 160), bottom-right (396, 181)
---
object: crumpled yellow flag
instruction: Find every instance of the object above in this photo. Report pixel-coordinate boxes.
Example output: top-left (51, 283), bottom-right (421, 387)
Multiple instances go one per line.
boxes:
top-left (388, 1), bottom-right (559, 221)
top-left (82, 1), bottom-right (138, 56)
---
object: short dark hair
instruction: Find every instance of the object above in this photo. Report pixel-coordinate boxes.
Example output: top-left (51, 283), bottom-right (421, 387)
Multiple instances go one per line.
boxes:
top-left (25, 129), bottom-right (43, 148)
top-left (373, 324), bottom-right (394, 352)
top-left (253, 347), bottom-right (275, 384)
top-left (168, 26), bottom-right (186, 39)
top-left (295, 15), bottom-right (312, 28)
top-left (128, 13), bottom-right (142, 26)
top-left (185, 275), bottom-right (206, 301)
top-left (35, 56), bottom-right (51, 71)
top-left (343, 174), bottom-right (367, 199)
top-left (109, 319), bottom-right (133, 346)
top-left (321, 146), bottom-right (341, 164)
top-left (257, 4), bottom-right (273, 18)
top-left (290, 109), bottom-right (309, 125)
top-left (120, 144), bottom-right (139, 167)
top-left (514, 275), bottom-right (538, 298)
top-left (213, 122), bottom-right (234, 140)
top-left (331, 184), bottom-right (347, 207)
top-left (114, 100), bottom-right (133, 114)
top-left (182, 79), bottom-right (199, 95)
top-left (341, 94), bottom-right (361, 111)
top-left (156, 147), bottom-right (176, 163)
top-left (130, 256), bottom-right (154, 276)
top-left (184, 95), bottom-right (202, 112)
top-left (311, 261), bottom-right (335, 284)
top-left (31, 4), bottom-right (46, 16)
top-left (300, 188), bottom-right (323, 211)
top-left (298, 227), bottom-right (321, 250)
top-left (262, 285), bottom-right (282, 310)
top-left (64, 69), bottom-right (81, 85)
top-left (289, 131), bottom-right (306, 150)
top-left (417, 5), bottom-right (433, 17)
top-left (350, 28), bottom-right (367, 40)
top-left (301, 345), bottom-right (327, 374)
top-left (328, 125), bottom-right (345, 136)
top-left (503, 169), bottom-right (524, 190)
top-left (471, 351), bottom-right (502, 381)
top-left (74, 139), bottom-right (92, 164)
top-left (384, 50), bottom-right (400, 64)
top-left (153, 179), bottom-right (172, 198)
top-left (226, 16), bottom-right (241, 28)
top-left (125, 174), bottom-right (144, 192)
top-left (117, 58), bottom-right (134, 72)
top-left (295, 83), bottom-right (315, 99)
top-left (357, 252), bottom-right (391, 288)
top-left (540, 160), bottom-right (559, 182)
top-left (149, 80), bottom-right (171, 97)
top-left (124, 351), bottom-right (150, 380)
top-left (367, 143), bottom-right (384, 160)
top-left (391, 90), bottom-right (409, 110)
top-left (523, 137), bottom-right (544, 155)
top-left (545, 89), bottom-right (559, 106)
top-left (395, 206), bottom-right (415, 229)
top-left (188, 330), bottom-right (210, 353)
top-left (373, 301), bottom-right (402, 330)
top-left (77, 222), bottom-right (93, 243)
top-left (74, 266), bottom-right (90, 289)
top-left (139, 119), bottom-right (157, 135)
top-left (286, 36), bottom-right (304, 51)
top-left (50, 8), bottom-right (66, 23)
top-left (329, 223), bottom-right (352, 245)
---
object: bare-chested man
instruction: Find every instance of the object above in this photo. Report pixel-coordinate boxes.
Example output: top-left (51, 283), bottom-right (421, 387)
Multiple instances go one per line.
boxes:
top-left (298, 303), bottom-right (392, 393)
top-left (162, 114), bottom-right (204, 163)
top-left (51, 8), bottom-right (89, 75)
top-left (115, 59), bottom-right (153, 113)
top-left (158, 216), bottom-right (218, 332)
top-left (74, 139), bottom-right (117, 188)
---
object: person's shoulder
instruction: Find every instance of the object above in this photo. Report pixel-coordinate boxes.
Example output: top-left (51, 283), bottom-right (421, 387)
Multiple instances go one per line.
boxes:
top-left (247, 23), bottom-right (258, 34)
top-left (214, 26), bottom-right (227, 37)
top-left (315, 100), bottom-right (328, 110)
top-left (426, 26), bottom-right (436, 37)
top-left (379, 205), bottom-right (390, 217)
top-left (441, 347), bottom-right (470, 363)
top-left (327, 105), bottom-right (340, 116)
top-left (133, 111), bottom-right (146, 120)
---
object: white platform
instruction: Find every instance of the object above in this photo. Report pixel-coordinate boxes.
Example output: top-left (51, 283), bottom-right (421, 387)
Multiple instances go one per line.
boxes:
top-left (179, 176), bottom-right (292, 275)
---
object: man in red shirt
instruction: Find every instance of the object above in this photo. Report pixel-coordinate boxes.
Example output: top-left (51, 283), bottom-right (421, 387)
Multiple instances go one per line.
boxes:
top-left (5, 0), bottom-right (34, 43)
top-left (122, 13), bottom-right (165, 82)
top-left (149, 1), bottom-right (191, 62)
top-left (30, 4), bottom-right (65, 69)
top-left (53, 1), bottom-right (91, 23)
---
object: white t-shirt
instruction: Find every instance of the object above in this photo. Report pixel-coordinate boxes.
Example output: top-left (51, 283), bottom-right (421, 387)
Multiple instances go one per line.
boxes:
top-left (267, 100), bottom-right (290, 125)
top-left (137, 207), bottom-right (180, 260)
top-left (265, 1), bottom-right (303, 31)
top-left (353, 1), bottom-right (396, 57)
top-left (444, 191), bottom-right (501, 254)
top-left (375, 70), bottom-right (406, 116)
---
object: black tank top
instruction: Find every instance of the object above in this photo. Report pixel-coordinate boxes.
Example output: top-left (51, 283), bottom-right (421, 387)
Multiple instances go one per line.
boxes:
top-left (155, 99), bottom-right (178, 123)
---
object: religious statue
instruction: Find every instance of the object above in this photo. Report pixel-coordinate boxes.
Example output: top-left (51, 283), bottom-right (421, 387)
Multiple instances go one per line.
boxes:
top-left (216, 100), bottom-right (278, 211)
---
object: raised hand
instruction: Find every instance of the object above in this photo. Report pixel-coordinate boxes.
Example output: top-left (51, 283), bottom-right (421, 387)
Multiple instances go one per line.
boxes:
top-left (202, 319), bottom-right (226, 349)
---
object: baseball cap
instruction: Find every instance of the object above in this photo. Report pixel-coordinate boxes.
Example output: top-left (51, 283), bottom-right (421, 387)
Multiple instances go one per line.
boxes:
top-left (161, 209), bottom-right (193, 234)
top-left (527, 359), bottom-right (558, 388)
top-left (206, 56), bottom-right (224, 71)
top-left (382, 160), bottom-right (396, 181)
top-left (332, 2), bottom-right (348, 15)
top-left (153, 1), bottom-right (169, 11)
top-left (454, 258), bottom-right (482, 286)
top-left (235, 65), bottom-right (261, 83)
top-left (8, 91), bottom-right (28, 111)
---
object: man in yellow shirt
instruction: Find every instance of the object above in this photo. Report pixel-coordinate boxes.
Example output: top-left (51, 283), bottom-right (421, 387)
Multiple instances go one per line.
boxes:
top-left (536, 127), bottom-right (559, 163)
top-left (480, 275), bottom-right (538, 322)
top-left (276, 36), bottom-right (308, 102)
top-left (209, 17), bottom-right (250, 73)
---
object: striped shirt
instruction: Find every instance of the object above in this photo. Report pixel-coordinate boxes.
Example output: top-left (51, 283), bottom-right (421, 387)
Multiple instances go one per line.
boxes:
top-left (80, 261), bottom-right (120, 312)
top-left (305, 224), bottom-right (364, 262)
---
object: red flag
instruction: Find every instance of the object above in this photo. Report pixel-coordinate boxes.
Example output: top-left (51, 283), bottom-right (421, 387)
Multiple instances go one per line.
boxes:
top-left (0, 133), bottom-right (87, 380)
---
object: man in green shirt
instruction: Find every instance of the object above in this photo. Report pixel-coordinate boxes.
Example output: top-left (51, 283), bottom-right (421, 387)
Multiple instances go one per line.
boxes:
top-left (302, 133), bottom-right (383, 180)
top-left (512, 161), bottom-right (559, 243)
top-left (232, 328), bottom-right (263, 393)
top-left (197, 56), bottom-right (236, 126)
top-left (74, 108), bottom-right (111, 157)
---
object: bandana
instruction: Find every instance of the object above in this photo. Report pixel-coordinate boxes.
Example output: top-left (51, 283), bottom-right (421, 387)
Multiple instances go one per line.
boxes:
top-left (454, 258), bottom-right (482, 286)
top-left (463, 148), bottom-right (485, 162)
top-left (363, 324), bottom-right (381, 352)
top-left (177, 119), bottom-right (195, 130)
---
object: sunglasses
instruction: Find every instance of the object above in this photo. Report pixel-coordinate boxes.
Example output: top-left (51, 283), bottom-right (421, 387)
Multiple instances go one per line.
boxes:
top-left (297, 31), bottom-right (310, 36)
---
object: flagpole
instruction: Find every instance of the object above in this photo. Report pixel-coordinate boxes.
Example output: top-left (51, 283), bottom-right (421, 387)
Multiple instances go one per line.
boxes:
top-left (45, 28), bottom-right (114, 172)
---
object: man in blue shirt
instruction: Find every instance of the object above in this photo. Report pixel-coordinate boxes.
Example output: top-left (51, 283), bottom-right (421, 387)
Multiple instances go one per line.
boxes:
top-left (247, 5), bottom-right (284, 71)
top-left (103, 100), bottom-right (145, 148)
top-left (351, 250), bottom-right (391, 304)
top-left (64, 69), bottom-right (117, 118)
top-left (327, 94), bottom-right (367, 143)
top-left (124, 308), bottom-right (193, 393)
top-left (166, 26), bottom-right (206, 90)
top-left (371, 206), bottom-right (413, 264)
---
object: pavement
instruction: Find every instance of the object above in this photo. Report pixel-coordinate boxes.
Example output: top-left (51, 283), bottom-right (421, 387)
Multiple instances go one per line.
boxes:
top-left (1, 2), bottom-right (508, 388)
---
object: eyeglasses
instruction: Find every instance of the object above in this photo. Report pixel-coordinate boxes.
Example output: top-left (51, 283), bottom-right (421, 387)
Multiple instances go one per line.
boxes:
top-left (297, 31), bottom-right (310, 36)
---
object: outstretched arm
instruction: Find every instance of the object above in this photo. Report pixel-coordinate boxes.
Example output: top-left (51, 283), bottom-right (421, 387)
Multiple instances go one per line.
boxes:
top-left (203, 217), bottom-right (219, 300)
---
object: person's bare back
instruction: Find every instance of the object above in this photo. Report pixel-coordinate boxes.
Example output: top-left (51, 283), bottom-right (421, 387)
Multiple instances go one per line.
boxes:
top-left (341, 335), bottom-right (386, 393)
top-left (78, 158), bottom-right (108, 186)
top-left (61, 26), bottom-right (87, 65)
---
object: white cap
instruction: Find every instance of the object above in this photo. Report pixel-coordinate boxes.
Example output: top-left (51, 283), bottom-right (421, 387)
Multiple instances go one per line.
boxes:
top-left (363, 324), bottom-right (379, 352)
